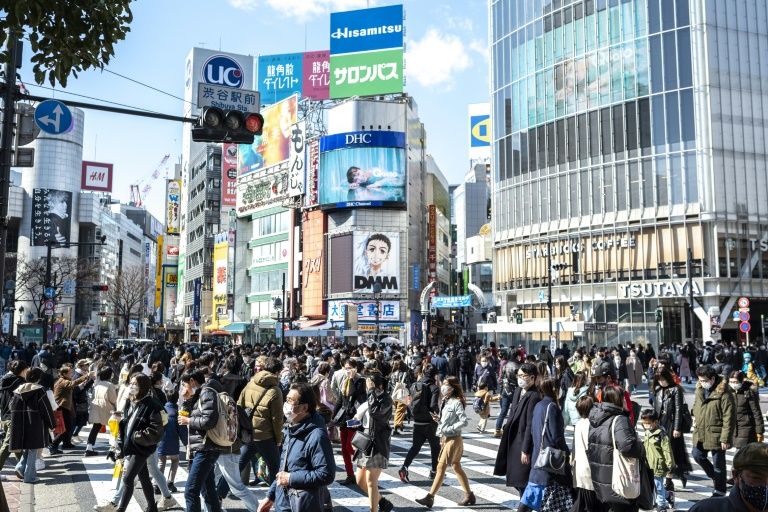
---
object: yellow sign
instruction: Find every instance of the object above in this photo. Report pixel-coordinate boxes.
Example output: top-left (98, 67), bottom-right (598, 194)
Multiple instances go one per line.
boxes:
top-left (210, 241), bottom-right (229, 329)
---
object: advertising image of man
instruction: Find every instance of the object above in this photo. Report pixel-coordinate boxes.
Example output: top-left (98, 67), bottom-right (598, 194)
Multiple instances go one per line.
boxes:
top-left (359, 234), bottom-right (391, 277)
top-left (47, 190), bottom-right (71, 245)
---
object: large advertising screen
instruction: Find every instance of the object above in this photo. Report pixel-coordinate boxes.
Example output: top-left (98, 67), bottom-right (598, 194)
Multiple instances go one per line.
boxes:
top-left (31, 188), bottom-right (72, 247)
top-left (353, 231), bottom-right (400, 295)
top-left (238, 94), bottom-right (298, 176)
top-left (319, 131), bottom-right (406, 208)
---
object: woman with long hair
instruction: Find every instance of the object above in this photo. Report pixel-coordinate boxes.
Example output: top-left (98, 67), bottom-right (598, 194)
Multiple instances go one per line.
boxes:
top-left (562, 371), bottom-right (589, 428)
top-left (415, 376), bottom-right (474, 508)
top-left (555, 355), bottom-right (575, 409)
top-left (653, 367), bottom-right (692, 489)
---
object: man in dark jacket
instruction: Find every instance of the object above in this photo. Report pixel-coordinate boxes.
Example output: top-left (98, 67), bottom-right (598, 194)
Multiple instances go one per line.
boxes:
top-left (399, 364), bottom-right (440, 483)
top-left (690, 443), bottom-right (768, 512)
top-left (0, 360), bottom-right (28, 468)
top-left (178, 369), bottom-right (228, 512)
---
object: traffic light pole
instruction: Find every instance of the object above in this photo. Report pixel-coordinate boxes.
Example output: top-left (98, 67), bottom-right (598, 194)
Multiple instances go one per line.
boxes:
top-left (687, 247), bottom-right (696, 343)
top-left (42, 241), bottom-right (53, 346)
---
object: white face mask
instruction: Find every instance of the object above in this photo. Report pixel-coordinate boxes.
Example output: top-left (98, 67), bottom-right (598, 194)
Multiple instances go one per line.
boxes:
top-left (517, 377), bottom-right (528, 388)
top-left (283, 402), bottom-right (298, 422)
top-left (129, 384), bottom-right (139, 396)
top-left (730, 382), bottom-right (740, 391)
top-left (440, 385), bottom-right (452, 396)
top-left (700, 380), bottom-right (714, 390)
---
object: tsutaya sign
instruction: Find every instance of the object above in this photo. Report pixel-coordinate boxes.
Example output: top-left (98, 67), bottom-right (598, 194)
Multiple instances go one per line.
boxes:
top-left (620, 280), bottom-right (702, 299)
top-left (526, 236), bottom-right (636, 259)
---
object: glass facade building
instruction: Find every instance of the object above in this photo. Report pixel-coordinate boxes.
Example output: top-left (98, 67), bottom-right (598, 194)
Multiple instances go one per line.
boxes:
top-left (486, 0), bottom-right (768, 350)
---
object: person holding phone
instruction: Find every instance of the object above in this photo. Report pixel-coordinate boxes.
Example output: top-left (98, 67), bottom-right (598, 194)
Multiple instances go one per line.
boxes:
top-left (333, 359), bottom-right (366, 485)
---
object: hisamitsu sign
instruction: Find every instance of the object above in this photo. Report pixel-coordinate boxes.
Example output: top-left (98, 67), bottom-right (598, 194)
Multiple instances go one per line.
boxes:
top-left (330, 4), bottom-right (404, 55)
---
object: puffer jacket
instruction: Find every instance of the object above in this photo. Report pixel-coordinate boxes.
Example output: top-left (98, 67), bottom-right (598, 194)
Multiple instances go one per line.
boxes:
top-left (9, 382), bottom-right (55, 450)
top-left (587, 402), bottom-right (643, 505)
top-left (692, 376), bottom-right (735, 450)
top-left (562, 385), bottom-right (588, 427)
top-left (644, 426), bottom-right (673, 477)
top-left (689, 486), bottom-right (751, 512)
top-left (268, 413), bottom-right (336, 512)
top-left (185, 376), bottom-right (228, 454)
top-left (435, 397), bottom-right (468, 438)
top-left (117, 394), bottom-right (165, 458)
top-left (0, 372), bottom-right (24, 421)
top-left (732, 382), bottom-right (764, 448)
top-left (238, 370), bottom-right (284, 444)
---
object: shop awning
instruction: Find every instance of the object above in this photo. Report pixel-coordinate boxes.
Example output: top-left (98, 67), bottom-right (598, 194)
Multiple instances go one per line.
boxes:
top-left (223, 322), bottom-right (249, 334)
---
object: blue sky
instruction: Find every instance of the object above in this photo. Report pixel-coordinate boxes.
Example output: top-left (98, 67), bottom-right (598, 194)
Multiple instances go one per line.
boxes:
top-left (18, 0), bottom-right (489, 221)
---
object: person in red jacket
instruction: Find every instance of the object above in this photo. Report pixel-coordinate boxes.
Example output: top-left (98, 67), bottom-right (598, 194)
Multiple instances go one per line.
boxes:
top-left (592, 363), bottom-right (636, 426)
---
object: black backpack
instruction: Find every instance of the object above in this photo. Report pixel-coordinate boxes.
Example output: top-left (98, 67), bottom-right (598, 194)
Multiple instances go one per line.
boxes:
top-left (409, 381), bottom-right (430, 417)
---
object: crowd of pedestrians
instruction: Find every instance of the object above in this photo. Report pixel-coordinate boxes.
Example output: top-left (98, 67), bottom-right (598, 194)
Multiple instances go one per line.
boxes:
top-left (0, 336), bottom-right (763, 512)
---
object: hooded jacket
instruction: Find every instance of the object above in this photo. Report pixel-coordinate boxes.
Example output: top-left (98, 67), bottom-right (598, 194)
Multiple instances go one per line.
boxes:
top-left (692, 376), bottom-right (735, 450)
top-left (267, 413), bottom-right (335, 512)
top-left (562, 385), bottom-right (588, 427)
top-left (238, 370), bottom-right (284, 444)
top-left (587, 402), bottom-right (643, 505)
top-left (732, 381), bottom-right (764, 448)
top-left (0, 372), bottom-right (25, 421)
top-left (9, 382), bottom-right (55, 450)
top-left (117, 394), bottom-right (165, 458)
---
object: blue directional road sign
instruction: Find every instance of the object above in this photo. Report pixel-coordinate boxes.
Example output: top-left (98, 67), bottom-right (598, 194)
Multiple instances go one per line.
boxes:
top-left (34, 100), bottom-right (73, 135)
top-left (44, 287), bottom-right (55, 299)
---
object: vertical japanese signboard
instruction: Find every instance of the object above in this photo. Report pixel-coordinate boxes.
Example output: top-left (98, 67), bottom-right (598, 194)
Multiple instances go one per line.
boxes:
top-left (222, 143), bottom-right (238, 207)
top-left (31, 188), bottom-right (72, 247)
top-left (305, 138), bottom-right (320, 207)
top-left (302, 51), bottom-right (330, 100)
top-left (428, 204), bottom-right (437, 291)
top-left (166, 180), bottom-right (181, 234)
top-left (288, 121), bottom-right (306, 197)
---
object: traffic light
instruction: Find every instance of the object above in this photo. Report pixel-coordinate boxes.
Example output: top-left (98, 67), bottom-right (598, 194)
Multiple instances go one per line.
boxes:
top-left (92, 285), bottom-right (109, 292)
top-left (191, 107), bottom-right (264, 144)
top-left (516, 312), bottom-right (523, 324)
top-left (655, 307), bottom-right (662, 323)
top-left (13, 103), bottom-right (39, 167)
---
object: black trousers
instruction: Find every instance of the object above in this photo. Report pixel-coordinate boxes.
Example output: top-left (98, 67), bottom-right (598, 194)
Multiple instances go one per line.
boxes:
top-left (87, 423), bottom-right (102, 446)
top-left (118, 454), bottom-right (157, 512)
top-left (51, 409), bottom-right (74, 448)
top-left (402, 422), bottom-right (440, 471)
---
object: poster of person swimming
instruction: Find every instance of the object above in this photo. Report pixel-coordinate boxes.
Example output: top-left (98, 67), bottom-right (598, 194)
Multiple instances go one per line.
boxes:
top-left (318, 131), bottom-right (406, 208)
top-left (352, 231), bottom-right (400, 295)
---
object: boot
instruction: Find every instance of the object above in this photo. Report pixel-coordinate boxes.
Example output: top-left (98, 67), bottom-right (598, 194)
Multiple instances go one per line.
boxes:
top-left (415, 493), bottom-right (434, 509)
top-left (494, 429), bottom-right (502, 438)
top-left (378, 497), bottom-right (394, 512)
top-left (458, 492), bottom-right (476, 506)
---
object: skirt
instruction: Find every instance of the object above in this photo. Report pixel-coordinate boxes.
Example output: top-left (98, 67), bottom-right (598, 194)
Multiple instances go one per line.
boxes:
top-left (438, 436), bottom-right (464, 465)
top-left (355, 451), bottom-right (388, 469)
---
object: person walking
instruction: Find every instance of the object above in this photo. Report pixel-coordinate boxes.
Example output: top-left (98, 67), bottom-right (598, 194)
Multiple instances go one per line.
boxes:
top-left (562, 371), bottom-right (589, 428)
top-left (570, 395), bottom-right (597, 512)
top-left (691, 365), bottom-right (736, 497)
top-left (0, 360), bottom-right (29, 469)
top-left (398, 364), bottom-right (440, 483)
top-left (157, 389), bottom-right (183, 494)
top-left (353, 369), bottom-right (394, 512)
top-left (414, 376), bottom-right (474, 508)
top-left (729, 370), bottom-right (764, 448)
top-left (9, 367), bottom-right (54, 483)
top-left (333, 359), bottom-right (367, 485)
top-left (554, 355), bottom-right (575, 410)
top-left (641, 409), bottom-right (675, 512)
top-left (86, 367), bottom-right (117, 457)
top-left (388, 359), bottom-right (411, 436)
top-left (473, 382), bottom-right (498, 433)
top-left (653, 367), bottom-right (693, 489)
top-left (625, 350), bottom-right (644, 393)
top-left (49, 364), bottom-right (91, 454)
top-left (494, 350), bottom-right (521, 437)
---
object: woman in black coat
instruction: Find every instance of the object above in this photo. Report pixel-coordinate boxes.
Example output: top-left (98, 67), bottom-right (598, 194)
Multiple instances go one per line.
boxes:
top-left (493, 362), bottom-right (540, 503)
top-left (729, 370), bottom-right (764, 448)
top-left (333, 359), bottom-right (367, 485)
top-left (9, 368), bottom-right (55, 483)
top-left (653, 367), bottom-right (693, 487)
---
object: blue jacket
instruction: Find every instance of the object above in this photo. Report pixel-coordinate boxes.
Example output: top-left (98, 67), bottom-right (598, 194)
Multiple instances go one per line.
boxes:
top-left (268, 413), bottom-right (336, 512)
top-left (158, 401), bottom-right (185, 456)
top-left (529, 396), bottom-right (571, 486)
top-left (562, 386), bottom-right (588, 427)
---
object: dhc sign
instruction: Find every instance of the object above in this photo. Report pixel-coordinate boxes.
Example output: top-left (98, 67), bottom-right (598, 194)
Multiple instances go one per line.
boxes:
top-left (202, 55), bottom-right (244, 88)
top-left (320, 130), bottom-right (406, 152)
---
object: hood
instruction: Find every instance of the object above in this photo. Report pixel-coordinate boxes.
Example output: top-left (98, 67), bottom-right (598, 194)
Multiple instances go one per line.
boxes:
top-left (567, 386), bottom-right (588, 402)
top-left (644, 427), bottom-right (663, 440)
top-left (251, 370), bottom-right (278, 388)
top-left (287, 414), bottom-right (320, 439)
top-left (589, 401), bottom-right (626, 428)
top-left (203, 375), bottom-right (224, 393)
top-left (13, 382), bottom-right (43, 398)
top-left (0, 373), bottom-right (23, 392)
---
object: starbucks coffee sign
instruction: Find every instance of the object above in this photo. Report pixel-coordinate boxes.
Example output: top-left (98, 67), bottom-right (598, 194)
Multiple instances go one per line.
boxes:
top-left (620, 280), bottom-right (702, 299)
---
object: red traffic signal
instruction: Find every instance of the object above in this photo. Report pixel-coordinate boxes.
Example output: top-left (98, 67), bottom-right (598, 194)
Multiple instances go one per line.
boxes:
top-left (92, 285), bottom-right (109, 292)
top-left (192, 107), bottom-right (263, 143)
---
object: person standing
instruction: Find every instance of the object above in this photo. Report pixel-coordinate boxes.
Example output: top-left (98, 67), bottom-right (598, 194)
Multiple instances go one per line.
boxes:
top-left (388, 359), bottom-right (411, 436)
top-left (9, 367), bottom-right (54, 483)
top-left (86, 367), bottom-right (117, 457)
top-left (692, 365), bottom-right (736, 497)
top-left (0, 360), bottom-right (29, 468)
top-left (398, 364), bottom-right (440, 483)
top-left (414, 376), bottom-right (474, 508)
top-left (625, 350), bottom-right (644, 393)
top-left (570, 396), bottom-right (597, 512)
top-left (333, 359), bottom-right (367, 485)
top-left (729, 370), bottom-right (764, 448)
top-left (494, 350), bottom-right (521, 437)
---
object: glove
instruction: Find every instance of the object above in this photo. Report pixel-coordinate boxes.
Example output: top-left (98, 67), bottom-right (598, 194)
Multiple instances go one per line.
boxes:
top-left (106, 450), bottom-right (116, 463)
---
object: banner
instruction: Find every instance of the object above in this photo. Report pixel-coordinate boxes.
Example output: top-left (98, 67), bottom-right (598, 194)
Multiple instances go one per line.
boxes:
top-left (258, 53), bottom-right (303, 105)
top-left (31, 188), bottom-right (72, 247)
top-left (302, 51), bottom-right (330, 100)
top-left (330, 49), bottom-right (403, 99)
top-left (319, 145), bottom-right (406, 207)
top-left (166, 180), bottom-right (181, 234)
top-left (352, 231), bottom-right (400, 294)
top-left (238, 95), bottom-right (298, 176)
top-left (81, 161), bottom-right (113, 192)
top-left (212, 238), bottom-right (229, 327)
top-left (192, 278), bottom-right (201, 322)
top-left (330, 5), bottom-right (404, 55)
top-left (468, 103), bottom-right (491, 160)
top-left (221, 143), bottom-right (238, 207)
top-left (236, 163), bottom-right (289, 217)
top-left (155, 236), bottom-right (163, 312)
top-left (302, 210), bottom-right (325, 317)
top-left (431, 295), bottom-right (472, 308)
top-left (288, 121), bottom-right (305, 197)
top-left (162, 266), bottom-right (177, 324)
top-left (329, 300), bottom-right (400, 322)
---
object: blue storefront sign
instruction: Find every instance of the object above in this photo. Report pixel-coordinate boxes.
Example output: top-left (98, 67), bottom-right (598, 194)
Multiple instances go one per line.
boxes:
top-left (330, 4), bottom-right (404, 55)
top-left (431, 295), bottom-right (473, 308)
top-left (193, 278), bottom-right (202, 322)
top-left (320, 130), bottom-right (406, 152)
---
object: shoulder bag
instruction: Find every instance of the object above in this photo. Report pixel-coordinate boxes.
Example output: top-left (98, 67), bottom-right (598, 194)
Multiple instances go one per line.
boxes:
top-left (351, 404), bottom-right (374, 455)
top-left (610, 416), bottom-right (641, 499)
top-left (533, 402), bottom-right (567, 475)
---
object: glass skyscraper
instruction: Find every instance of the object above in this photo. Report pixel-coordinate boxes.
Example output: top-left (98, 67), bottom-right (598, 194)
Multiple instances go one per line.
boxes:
top-left (486, 0), bottom-right (768, 350)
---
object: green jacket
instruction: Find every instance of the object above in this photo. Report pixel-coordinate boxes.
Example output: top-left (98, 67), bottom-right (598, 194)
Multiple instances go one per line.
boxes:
top-left (692, 377), bottom-right (735, 450)
top-left (643, 427), bottom-right (673, 477)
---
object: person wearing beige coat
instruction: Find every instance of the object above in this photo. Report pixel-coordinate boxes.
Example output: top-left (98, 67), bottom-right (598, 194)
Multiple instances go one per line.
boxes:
top-left (86, 367), bottom-right (117, 456)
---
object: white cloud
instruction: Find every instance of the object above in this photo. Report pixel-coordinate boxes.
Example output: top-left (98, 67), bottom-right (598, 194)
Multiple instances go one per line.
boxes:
top-left (406, 29), bottom-right (471, 88)
top-left (469, 39), bottom-right (489, 62)
top-left (228, 0), bottom-right (373, 21)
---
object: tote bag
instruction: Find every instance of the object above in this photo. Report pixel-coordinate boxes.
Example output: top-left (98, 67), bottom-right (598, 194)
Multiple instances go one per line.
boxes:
top-left (610, 416), bottom-right (641, 499)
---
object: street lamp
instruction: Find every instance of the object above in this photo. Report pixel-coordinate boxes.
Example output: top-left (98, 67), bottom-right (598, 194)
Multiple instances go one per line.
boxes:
top-left (372, 282), bottom-right (382, 343)
top-left (273, 296), bottom-right (283, 342)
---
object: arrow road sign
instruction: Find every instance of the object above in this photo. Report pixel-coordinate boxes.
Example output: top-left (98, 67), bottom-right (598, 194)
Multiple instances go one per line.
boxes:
top-left (44, 287), bottom-right (55, 298)
top-left (34, 100), bottom-right (73, 135)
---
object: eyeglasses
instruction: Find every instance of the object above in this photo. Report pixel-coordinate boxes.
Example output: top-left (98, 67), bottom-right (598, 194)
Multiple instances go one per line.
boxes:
top-left (286, 397), bottom-right (301, 405)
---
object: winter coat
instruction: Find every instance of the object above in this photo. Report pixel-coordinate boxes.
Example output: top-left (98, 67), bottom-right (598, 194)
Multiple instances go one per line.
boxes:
top-left (9, 382), bottom-right (55, 450)
top-left (653, 383), bottom-right (686, 434)
top-left (572, 417), bottom-right (593, 490)
top-left (528, 397), bottom-right (571, 486)
top-left (185, 377), bottom-right (228, 454)
top-left (689, 486), bottom-right (751, 512)
top-left (435, 396), bottom-right (468, 438)
top-left (53, 374), bottom-right (90, 412)
top-left (117, 394), bottom-right (165, 458)
top-left (267, 414), bottom-right (336, 512)
top-left (0, 372), bottom-right (24, 421)
top-left (625, 356), bottom-right (644, 386)
top-left (587, 402), bottom-right (643, 505)
top-left (643, 426), bottom-right (673, 477)
top-left (408, 376), bottom-right (440, 425)
top-left (333, 375), bottom-right (367, 425)
top-left (562, 385), bottom-right (588, 427)
top-left (692, 377), bottom-right (736, 450)
top-left (732, 382), bottom-right (764, 448)
top-left (158, 402), bottom-right (185, 456)
top-left (89, 380), bottom-right (117, 426)
top-left (493, 387), bottom-right (540, 487)
top-left (474, 364), bottom-right (497, 391)
top-left (238, 370), bottom-right (284, 444)
top-left (221, 372), bottom-right (247, 402)
top-left (356, 389), bottom-right (392, 458)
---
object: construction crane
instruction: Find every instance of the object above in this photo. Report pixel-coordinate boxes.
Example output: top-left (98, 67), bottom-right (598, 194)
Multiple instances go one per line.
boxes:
top-left (130, 154), bottom-right (171, 207)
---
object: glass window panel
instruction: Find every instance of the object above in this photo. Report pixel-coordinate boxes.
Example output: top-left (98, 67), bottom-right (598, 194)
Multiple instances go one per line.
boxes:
top-left (598, 6), bottom-right (609, 47)
top-left (616, 163), bottom-right (627, 210)
top-left (550, 177), bottom-right (559, 220)
top-left (599, 48), bottom-right (611, 104)
top-left (592, 167), bottom-right (602, 214)
top-left (685, 151), bottom-right (698, 203)
top-left (558, 174), bottom-right (567, 219)
top-left (676, 0), bottom-right (690, 27)
top-left (546, 68), bottom-right (556, 120)
top-left (609, 2), bottom-right (622, 44)
top-left (547, 122), bottom-right (556, 169)
top-left (570, 172), bottom-right (580, 216)
top-left (666, 92), bottom-right (681, 149)
top-left (662, 0), bottom-right (675, 30)
top-left (575, 13), bottom-right (585, 55)
top-left (531, 180), bottom-right (540, 223)
top-left (648, 0), bottom-right (660, 34)
top-left (626, 101), bottom-right (638, 152)
top-left (538, 125), bottom-right (547, 169)
top-left (621, 0), bottom-right (635, 40)
top-left (578, 113), bottom-right (588, 161)
top-left (642, 158), bottom-right (654, 206)
top-left (581, 169), bottom-right (590, 214)
top-left (629, 161), bottom-right (641, 208)
top-left (554, 23), bottom-right (563, 63)
top-left (557, 119), bottom-right (566, 165)
top-left (623, 42), bottom-right (637, 100)
top-left (613, 104), bottom-right (625, 154)
top-left (564, 11), bottom-right (574, 59)
top-left (601, 107), bottom-right (612, 156)
top-left (610, 46), bottom-right (623, 103)
top-left (636, 38), bottom-right (649, 96)
top-left (655, 156), bottom-right (669, 206)
top-left (650, 35), bottom-right (663, 93)
top-left (639, 98), bottom-right (652, 151)
top-left (604, 165), bottom-right (615, 212)
top-left (590, 110), bottom-right (600, 157)
top-left (555, 64), bottom-right (566, 117)
top-left (670, 154), bottom-right (683, 205)
top-left (680, 88), bottom-right (695, 148)
top-left (663, 31), bottom-right (678, 90)
top-left (512, 136), bottom-right (521, 176)
top-left (567, 116), bottom-right (577, 163)
top-left (635, 0), bottom-right (648, 36)
top-left (652, 94), bottom-right (666, 149)
top-left (520, 131), bottom-right (529, 174)
top-left (677, 28), bottom-right (692, 88)
top-left (528, 127), bottom-right (538, 170)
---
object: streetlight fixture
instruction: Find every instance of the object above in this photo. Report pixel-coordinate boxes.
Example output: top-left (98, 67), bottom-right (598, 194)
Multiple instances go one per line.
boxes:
top-left (372, 282), bottom-right (382, 343)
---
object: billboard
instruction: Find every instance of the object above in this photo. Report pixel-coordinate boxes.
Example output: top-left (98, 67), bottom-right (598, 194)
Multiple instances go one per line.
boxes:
top-left (353, 231), bottom-right (400, 294)
top-left (302, 51), bottom-right (330, 100)
top-left (212, 238), bottom-right (229, 326)
top-left (318, 131), bottom-right (406, 207)
top-left (288, 121), bottom-right (305, 197)
top-left (468, 103), bottom-right (491, 160)
top-left (330, 49), bottom-right (404, 99)
top-left (236, 164), bottom-right (289, 217)
top-left (31, 188), bottom-right (72, 247)
top-left (161, 266), bottom-right (178, 324)
top-left (302, 210), bottom-right (326, 318)
top-left (258, 53), bottom-right (303, 104)
top-left (222, 143), bottom-right (238, 207)
top-left (329, 300), bottom-right (400, 322)
top-left (238, 95), bottom-right (298, 176)
top-left (330, 5), bottom-right (404, 55)
top-left (306, 138), bottom-right (320, 207)
top-left (81, 161), bottom-right (113, 192)
top-left (155, 235), bottom-right (163, 314)
top-left (166, 180), bottom-right (181, 234)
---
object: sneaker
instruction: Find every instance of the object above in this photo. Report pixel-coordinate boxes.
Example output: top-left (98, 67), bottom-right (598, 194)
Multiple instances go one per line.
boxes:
top-left (398, 466), bottom-right (410, 483)
top-left (158, 496), bottom-right (179, 510)
top-left (48, 447), bottom-right (62, 455)
top-left (93, 502), bottom-right (118, 512)
top-left (85, 450), bottom-right (100, 457)
top-left (494, 429), bottom-right (502, 438)
top-left (61, 443), bottom-right (76, 450)
top-left (168, 482), bottom-right (178, 493)
top-left (428, 470), bottom-right (436, 479)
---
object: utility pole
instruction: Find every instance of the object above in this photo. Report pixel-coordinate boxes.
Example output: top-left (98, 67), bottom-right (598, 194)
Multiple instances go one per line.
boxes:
top-left (42, 241), bottom-right (52, 346)
top-left (547, 244), bottom-right (553, 343)
top-left (687, 247), bottom-right (696, 343)
top-left (280, 272), bottom-right (286, 342)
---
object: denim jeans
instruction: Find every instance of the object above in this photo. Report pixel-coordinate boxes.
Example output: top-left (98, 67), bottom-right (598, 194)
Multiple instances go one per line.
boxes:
top-left (654, 476), bottom-right (667, 510)
top-left (691, 443), bottom-right (727, 494)
top-left (185, 450), bottom-right (221, 512)
top-left (495, 392), bottom-right (513, 430)
top-left (15, 449), bottom-right (37, 483)
top-left (147, 450), bottom-right (171, 498)
top-left (239, 438), bottom-right (280, 485)
top-left (213, 453), bottom-right (258, 512)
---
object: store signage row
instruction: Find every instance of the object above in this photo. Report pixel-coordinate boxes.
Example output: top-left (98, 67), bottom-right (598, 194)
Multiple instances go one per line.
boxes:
top-left (619, 280), bottom-right (702, 299)
top-left (583, 322), bottom-right (618, 332)
top-left (526, 237), bottom-right (636, 259)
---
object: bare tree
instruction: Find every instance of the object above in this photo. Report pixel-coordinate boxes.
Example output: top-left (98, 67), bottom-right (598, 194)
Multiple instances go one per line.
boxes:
top-left (104, 264), bottom-right (150, 336)
top-left (15, 256), bottom-right (98, 319)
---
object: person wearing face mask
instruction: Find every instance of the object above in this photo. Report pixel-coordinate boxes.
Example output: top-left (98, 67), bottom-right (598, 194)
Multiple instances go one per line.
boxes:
top-left (473, 354), bottom-right (498, 393)
top-left (48, 363), bottom-right (92, 455)
top-left (689, 442), bottom-right (768, 512)
top-left (653, 367), bottom-right (693, 492)
top-left (493, 362), bottom-right (540, 509)
top-left (625, 350), bottom-right (644, 393)
top-left (399, 364), bottom-right (441, 484)
top-left (333, 359), bottom-right (367, 485)
top-left (258, 382), bottom-right (335, 512)
top-left (729, 370), bottom-right (764, 449)
top-left (592, 363), bottom-right (636, 426)
top-left (692, 364), bottom-right (736, 497)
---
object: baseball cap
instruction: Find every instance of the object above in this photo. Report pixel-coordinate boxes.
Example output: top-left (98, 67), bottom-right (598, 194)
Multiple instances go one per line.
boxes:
top-left (733, 443), bottom-right (768, 473)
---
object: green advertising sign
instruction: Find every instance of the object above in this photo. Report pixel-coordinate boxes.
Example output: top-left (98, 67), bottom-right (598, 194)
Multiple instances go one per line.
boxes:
top-left (330, 48), bottom-right (403, 99)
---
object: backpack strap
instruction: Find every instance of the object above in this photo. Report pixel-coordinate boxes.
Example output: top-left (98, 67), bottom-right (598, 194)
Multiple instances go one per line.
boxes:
top-left (611, 416), bottom-right (619, 450)
top-left (248, 385), bottom-right (272, 422)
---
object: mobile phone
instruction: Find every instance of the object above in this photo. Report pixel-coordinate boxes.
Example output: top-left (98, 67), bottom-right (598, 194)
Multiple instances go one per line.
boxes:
top-left (346, 419), bottom-right (362, 428)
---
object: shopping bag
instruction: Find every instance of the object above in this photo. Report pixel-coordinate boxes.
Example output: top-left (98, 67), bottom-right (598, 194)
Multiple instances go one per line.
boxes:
top-left (112, 459), bottom-right (123, 480)
top-left (53, 410), bottom-right (65, 436)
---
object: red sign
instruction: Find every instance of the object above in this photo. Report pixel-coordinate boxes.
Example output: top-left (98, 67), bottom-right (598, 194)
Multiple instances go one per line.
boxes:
top-left (738, 297), bottom-right (750, 308)
top-left (221, 143), bottom-right (238, 207)
top-left (81, 161), bottom-right (113, 192)
top-left (166, 245), bottom-right (179, 257)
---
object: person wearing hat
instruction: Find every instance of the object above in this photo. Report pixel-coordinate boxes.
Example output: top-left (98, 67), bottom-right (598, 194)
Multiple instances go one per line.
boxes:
top-left (690, 442), bottom-right (768, 512)
top-left (592, 362), bottom-right (636, 426)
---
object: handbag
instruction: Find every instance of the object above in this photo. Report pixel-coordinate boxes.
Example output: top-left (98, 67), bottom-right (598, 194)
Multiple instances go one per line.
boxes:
top-left (636, 451), bottom-right (657, 510)
top-left (53, 409), bottom-right (66, 436)
top-left (610, 416), bottom-right (641, 499)
top-left (534, 403), bottom-right (567, 475)
top-left (351, 405), bottom-right (374, 455)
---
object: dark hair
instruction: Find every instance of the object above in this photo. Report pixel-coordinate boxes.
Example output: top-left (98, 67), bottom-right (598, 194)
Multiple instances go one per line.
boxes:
top-left (224, 355), bottom-right (239, 373)
top-left (316, 362), bottom-right (331, 376)
top-left (478, 381), bottom-right (488, 390)
top-left (346, 166), bottom-right (361, 183)
top-left (656, 367), bottom-right (676, 386)
top-left (263, 356), bottom-right (282, 375)
top-left (180, 370), bottom-right (205, 387)
top-left (130, 372), bottom-right (151, 400)
top-left (345, 359), bottom-right (364, 372)
top-left (602, 385), bottom-right (625, 408)
top-left (537, 377), bottom-right (559, 402)
top-left (640, 408), bottom-right (659, 421)
top-left (696, 365), bottom-right (717, 379)
top-left (151, 361), bottom-right (165, 374)
top-left (125, 364), bottom-right (143, 384)
top-left (26, 367), bottom-right (43, 383)
top-left (365, 233), bottom-right (391, 253)
top-left (443, 376), bottom-right (466, 408)
top-left (150, 371), bottom-right (163, 387)
top-left (365, 369), bottom-right (386, 389)
top-left (8, 360), bottom-right (28, 376)
top-left (289, 382), bottom-right (316, 414)
top-left (572, 371), bottom-right (588, 390)
top-left (555, 355), bottom-right (568, 376)
top-left (729, 370), bottom-right (745, 383)
top-left (536, 361), bottom-right (550, 379)
top-left (576, 395), bottom-right (594, 418)
top-left (519, 362), bottom-right (537, 376)
top-left (98, 367), bottom-right (113, 381)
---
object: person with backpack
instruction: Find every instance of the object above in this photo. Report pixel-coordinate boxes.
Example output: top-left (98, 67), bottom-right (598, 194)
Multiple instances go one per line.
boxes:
top-left (653, 366), bottom-right (693, 490)
top-left (0, 360), bottom-right (29, 469)
top-left (641, 409), bottom-right (675, 512)
top-left (398, 364), bottom-right (440, 484)
top-left (473, 353), bottom-right (498, 393)
top-left (473, 381), bottom-right (498, 433)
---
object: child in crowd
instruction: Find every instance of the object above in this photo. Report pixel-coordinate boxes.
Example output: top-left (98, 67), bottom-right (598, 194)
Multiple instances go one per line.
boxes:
top-left (473, 382), bottom-right (498, 433)
top-left (158, 390), bottom-right (185, 493)
top-left (641, 408), bottom-right (674, 512)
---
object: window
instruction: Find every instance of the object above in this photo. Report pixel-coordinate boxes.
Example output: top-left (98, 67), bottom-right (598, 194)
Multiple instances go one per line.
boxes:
top-left (556, 119), bottom-right (566, 165)
top-left (629, 161), bottom-right (641, 208)
top-left (616, 163), bottom-right (627, 211)
top-left (677, 29), bottom-right (692, 88)
top-left (626, 101), bottom-right (638, 152)
top-left (666, 92), bottom-right (681, 148)
top-left (567, 117), bottom-right (577, 163)
top-left (601, 107), bottom-right (612, 156)
top-left (639, 98), bottom-right (652, 151)
top-left (650, 35), bottom-right (663, 93)
top-left (663, 31), bottom-right (678, 90)
top-left (613, 104), bottom-right (625, 154)
top-left (652, 94), bottom-right (666, 148)
top-left (589, 110), bottom-right (600, 157)
top-left (670, 154), bottom-right (683, 205)
top-left (655, 156), bottom-right (668, 206)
